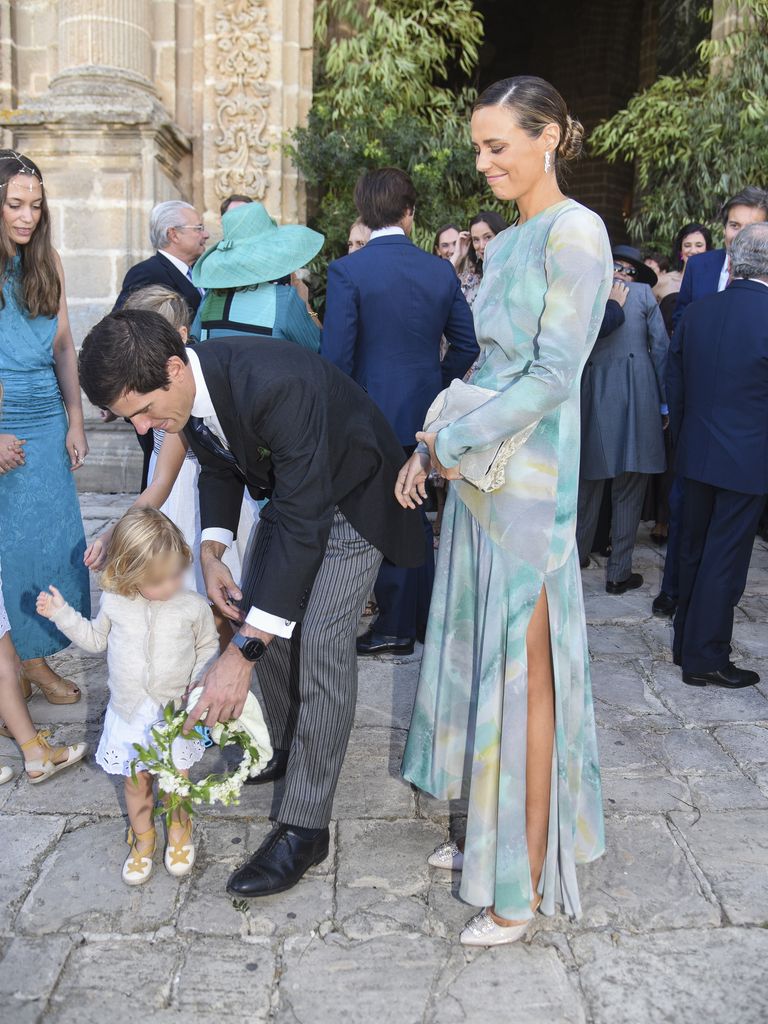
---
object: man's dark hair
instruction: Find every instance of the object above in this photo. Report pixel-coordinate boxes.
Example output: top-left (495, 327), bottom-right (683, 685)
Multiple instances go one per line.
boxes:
top-left (643, 250), bottom-right (670, 273)
top-left (78, 309), bottom-right (188, 410)
top-left (720, 185), bottom-right (768, 225)
top-left (220, 193), bottom-right (253, 216)
top-left (354, 168), bottom-right (416, 231)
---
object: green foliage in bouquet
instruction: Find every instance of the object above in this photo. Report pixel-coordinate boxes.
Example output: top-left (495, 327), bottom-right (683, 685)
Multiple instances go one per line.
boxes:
top-left (288, 0), bottom-right (501, 262)
top-left (131, 702), bottom-right (263, 827)
top-left (590, 0), bottom-right (768, 251)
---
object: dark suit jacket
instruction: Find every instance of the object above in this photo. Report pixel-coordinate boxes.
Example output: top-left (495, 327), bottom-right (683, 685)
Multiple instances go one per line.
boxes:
top-left (114, 252), bottom-right (202, 313)
top-left (667, 279), bottom-right (768, 494)
top-left (671, 248), bottom-right (726, 331)
top-left (321, 234), bottom-right (479, 445)
top-left (184, 338), bottom-right (424, 623)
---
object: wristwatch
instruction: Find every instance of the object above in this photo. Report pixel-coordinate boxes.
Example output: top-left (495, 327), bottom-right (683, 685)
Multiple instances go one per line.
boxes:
top-left (231, 633), bottom-right (267, 662)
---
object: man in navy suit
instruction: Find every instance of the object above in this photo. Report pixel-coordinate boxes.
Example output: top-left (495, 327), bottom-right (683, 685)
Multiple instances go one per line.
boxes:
top-left (114, 200), bottom-right (210, 486)
top-left (666, 223), bottom-right (768, 689)
top-left (653, 185), bottom-right (768, 620)
top-left (115, 199), bottom-right (209, 314)
top-left (322, 167), bottom-right (478, 655)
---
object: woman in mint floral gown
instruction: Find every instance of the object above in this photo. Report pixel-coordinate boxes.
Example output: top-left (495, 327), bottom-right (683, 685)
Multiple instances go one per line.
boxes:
top-left (399, 78), bottom-right (613, 946)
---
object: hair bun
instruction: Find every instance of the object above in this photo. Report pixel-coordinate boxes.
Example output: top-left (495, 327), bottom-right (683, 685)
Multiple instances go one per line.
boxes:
top-left (559, 114), bottom-right (584, 162)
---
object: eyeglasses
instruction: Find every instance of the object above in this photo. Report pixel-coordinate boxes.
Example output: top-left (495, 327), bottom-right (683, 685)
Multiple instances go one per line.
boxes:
top-left (613, 262), bottom-right (637, 276)
top-left (174, 223), bottom-right (206, 233)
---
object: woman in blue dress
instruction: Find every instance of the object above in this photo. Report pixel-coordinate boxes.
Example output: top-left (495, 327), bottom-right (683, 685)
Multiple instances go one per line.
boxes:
top-left (398, 78), bottom-right (613, 946)
top-left (0, 151), bottom-right (90, 702)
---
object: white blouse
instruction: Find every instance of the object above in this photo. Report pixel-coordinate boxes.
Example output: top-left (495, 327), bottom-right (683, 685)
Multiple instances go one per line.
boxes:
top-left (52, 589), bottom-right (219, 722)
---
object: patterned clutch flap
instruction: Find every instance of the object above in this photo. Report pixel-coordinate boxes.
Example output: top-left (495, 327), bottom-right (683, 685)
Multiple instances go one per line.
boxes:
top-left (423, 379), bottom-right (539, 493)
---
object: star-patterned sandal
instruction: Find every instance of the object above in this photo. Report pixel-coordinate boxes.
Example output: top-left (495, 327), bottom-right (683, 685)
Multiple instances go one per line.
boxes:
top-left (164, 818), bottom-right (195, 878)
top-left (122, 826), bottom-right (156, 886)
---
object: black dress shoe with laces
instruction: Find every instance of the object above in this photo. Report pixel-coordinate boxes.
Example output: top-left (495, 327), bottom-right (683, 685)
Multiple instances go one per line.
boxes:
top-left (245, 747), bottom-right (289, 786)
top-left (683, 663), bottom-right (760, 689)
top-left (356, 628), bottom-right (415, 656)
top-left (652, 590), bottom-right (677, 618)
top-left (606, 573), bottom-right (643, 595)
top-left (226, 824), bottom-right (330, 897)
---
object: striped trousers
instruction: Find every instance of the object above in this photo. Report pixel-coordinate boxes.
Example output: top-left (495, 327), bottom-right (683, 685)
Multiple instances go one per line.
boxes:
top-left (577, 472), bottom-right (649, 583)
top-left (242, 509), bottom-right (382, 829)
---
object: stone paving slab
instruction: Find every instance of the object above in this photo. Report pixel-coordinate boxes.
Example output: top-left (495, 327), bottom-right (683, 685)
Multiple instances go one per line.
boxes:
top-left (572, 928), bottom-right (768, 1024)
top-left (3, 498), bottom-right (768, 1021)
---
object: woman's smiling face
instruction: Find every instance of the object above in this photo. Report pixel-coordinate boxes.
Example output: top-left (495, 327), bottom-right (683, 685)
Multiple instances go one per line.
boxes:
top-left (2, 174), bottom-right (43, 246)
top-left (471, 105), bottom-right (551, 204)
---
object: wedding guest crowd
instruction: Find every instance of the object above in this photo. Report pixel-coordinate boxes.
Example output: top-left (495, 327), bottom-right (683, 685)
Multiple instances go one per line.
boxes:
top-left (2, 87), bottom-right (768, 949)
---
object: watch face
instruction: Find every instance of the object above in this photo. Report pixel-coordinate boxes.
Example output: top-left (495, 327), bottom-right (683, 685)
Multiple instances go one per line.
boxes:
top-left (238, 636), bottom-right (265, 661)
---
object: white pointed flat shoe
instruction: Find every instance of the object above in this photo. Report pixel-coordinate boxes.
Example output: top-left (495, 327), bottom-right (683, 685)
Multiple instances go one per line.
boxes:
top-left (428, 839), bottom-right (464, 871)
top-left (0, 765), bottom-right (13, 785)
top-left (460, 908), bottom-right (532, 947)
top-left (164, 819), bottom-right (195, 877)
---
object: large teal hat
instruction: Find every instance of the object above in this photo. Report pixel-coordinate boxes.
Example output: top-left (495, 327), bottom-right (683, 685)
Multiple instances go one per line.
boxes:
top-left (192, 202), bottom-right (324, 289)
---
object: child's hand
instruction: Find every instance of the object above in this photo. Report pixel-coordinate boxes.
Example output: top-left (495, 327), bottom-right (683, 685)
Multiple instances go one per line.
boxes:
top-left (36, 585), bottom-right (65, 619)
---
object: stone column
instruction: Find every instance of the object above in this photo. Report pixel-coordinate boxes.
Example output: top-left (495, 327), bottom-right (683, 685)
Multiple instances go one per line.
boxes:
top-left (3, 0), bottom-right (191, 492)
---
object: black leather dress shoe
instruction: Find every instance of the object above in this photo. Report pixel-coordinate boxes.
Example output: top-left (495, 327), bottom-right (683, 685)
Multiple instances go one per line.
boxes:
top-left (683, 663), bottom-right (760, 689)
top-left (606, 573), bottom-right (643, 595)
top-left (226, 824), bottom-right (330, 897)
top-left (356, 628), bottom-right (414, 656)
top-left (652, 590), bottom-right (677, 618)
top-left (245, 748), bottom-right (289, 786)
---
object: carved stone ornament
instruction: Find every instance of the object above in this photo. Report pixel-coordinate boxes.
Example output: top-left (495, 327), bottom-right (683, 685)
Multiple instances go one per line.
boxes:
top-left (213, 0), bottom-right (272, 200)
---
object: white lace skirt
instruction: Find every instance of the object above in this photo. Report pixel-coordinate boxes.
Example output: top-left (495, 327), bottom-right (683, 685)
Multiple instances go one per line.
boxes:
top-left (0, 560), bottom-right (10, 640)
top-left (96, 696), bottom-right (206, 777)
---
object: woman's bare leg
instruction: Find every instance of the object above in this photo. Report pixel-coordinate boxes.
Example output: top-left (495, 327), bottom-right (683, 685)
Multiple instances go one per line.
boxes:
top-left (491, 586), bottom-right (554, 925)
top-left (0, 634), bottom-right (36, 747)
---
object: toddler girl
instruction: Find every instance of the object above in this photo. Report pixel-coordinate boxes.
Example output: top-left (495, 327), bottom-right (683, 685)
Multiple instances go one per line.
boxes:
top-left (37, 506), bottom-right (219, 884)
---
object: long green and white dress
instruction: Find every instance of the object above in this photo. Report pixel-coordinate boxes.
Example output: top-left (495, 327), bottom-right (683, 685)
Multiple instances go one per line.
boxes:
top-left (402, 199), bottom-right (613, 921)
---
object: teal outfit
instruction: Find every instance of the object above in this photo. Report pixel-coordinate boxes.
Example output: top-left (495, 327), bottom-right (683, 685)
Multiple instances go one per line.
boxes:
top-left (402, 200), bottom-right (613, 920)
top-left (0, 257), bottom-right (90, 659)
top-left (193, 283), bottom-right (320, 351)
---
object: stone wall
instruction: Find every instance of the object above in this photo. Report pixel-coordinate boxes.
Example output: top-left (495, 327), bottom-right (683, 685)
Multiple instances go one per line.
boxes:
top-left (0, 0), bottom-right (315, 491)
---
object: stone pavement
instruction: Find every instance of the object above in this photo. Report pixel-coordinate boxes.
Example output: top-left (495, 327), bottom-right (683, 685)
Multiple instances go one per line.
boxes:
top-left (2, 493), bottom-right (768, 1024)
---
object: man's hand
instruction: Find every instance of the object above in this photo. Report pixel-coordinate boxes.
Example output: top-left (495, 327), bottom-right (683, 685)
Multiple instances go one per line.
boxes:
top-left (201, 540), bottom-right (243, 623)
top-left (395, 450), bottom-right (431, 509)
top-left (415, 431), bottom-right (461, 481)
top-left (609, 281), bottom-right (629, 307)
top-left (183, 624), bottom-right (273, 732)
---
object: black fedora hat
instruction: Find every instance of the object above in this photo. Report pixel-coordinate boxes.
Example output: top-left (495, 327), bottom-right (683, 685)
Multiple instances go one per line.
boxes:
top-left (612, 244), bottom-right (657, 287)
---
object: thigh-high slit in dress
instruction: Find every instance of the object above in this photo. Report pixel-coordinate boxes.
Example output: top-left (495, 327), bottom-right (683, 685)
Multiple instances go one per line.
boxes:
top-left (402, 199), bottom-right (613, 921)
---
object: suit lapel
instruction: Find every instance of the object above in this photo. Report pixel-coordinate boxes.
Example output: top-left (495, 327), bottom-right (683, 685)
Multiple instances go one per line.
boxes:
top-left (155, 254), bottom-right (201, 310)
top-left (191, 343), bottom-right (269, 486)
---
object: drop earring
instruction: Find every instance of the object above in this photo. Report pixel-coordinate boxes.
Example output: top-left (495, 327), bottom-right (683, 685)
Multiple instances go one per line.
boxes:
top-left (544, 150), bottom-right (552, 174)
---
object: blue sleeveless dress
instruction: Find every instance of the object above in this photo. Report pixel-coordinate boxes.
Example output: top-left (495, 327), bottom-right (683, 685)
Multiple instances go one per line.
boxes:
top-left (0, 257), bottom-right (90, 659)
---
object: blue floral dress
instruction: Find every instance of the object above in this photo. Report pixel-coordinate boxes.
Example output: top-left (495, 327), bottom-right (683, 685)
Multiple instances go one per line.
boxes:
top-left (402, 200), bottom-right (613, 920)
top-left (0, 257), bottom-right (90, 659)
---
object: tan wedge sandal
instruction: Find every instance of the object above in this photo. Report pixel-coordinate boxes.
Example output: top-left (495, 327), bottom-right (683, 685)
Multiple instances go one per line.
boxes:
top-left (21, 730), bottom-right (88, 784)
top-left (21, 667), bottom-right (81, 705)
top-left (122, 826), bottom-right (157, 886)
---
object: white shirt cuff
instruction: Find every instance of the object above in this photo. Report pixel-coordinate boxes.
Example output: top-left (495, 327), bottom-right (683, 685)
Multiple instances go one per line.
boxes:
top-left (245, 607), bottom-right (296, 638)
top-left (200, 528), bottom-right (234, 548)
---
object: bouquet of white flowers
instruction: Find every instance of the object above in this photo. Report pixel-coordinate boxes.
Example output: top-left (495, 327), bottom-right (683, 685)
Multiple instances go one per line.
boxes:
top-left (130, 688), bottom-right (273, 824)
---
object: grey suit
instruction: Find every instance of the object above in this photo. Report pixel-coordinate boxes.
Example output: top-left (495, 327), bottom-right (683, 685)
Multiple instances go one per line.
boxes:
top-left (577, 283), bottom-right (669, 582)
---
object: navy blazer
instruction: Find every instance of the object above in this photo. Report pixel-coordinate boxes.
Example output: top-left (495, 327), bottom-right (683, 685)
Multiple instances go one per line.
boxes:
top-left (671, 248), bottom-right (726, 331)
top-left (321, 234), bottom-right (479, 445)
top-left (114, 252), bottom-right (202, 313)
top-left (667, 279), bottom-right (768, 495)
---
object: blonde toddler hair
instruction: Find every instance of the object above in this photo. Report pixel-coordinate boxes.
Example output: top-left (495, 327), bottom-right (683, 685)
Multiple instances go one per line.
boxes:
top-left (101, 507), bottom-right (192, 597)
top-left (121, 284), bottom-right (191, 332)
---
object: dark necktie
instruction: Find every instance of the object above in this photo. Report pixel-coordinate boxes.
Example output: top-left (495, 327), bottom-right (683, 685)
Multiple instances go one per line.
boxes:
top-left (187, 416), bottom-right (240, 471)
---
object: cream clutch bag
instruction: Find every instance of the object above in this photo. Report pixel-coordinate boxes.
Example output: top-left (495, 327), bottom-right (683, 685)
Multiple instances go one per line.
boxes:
top-left (423, 379), bottom-right (539, 493)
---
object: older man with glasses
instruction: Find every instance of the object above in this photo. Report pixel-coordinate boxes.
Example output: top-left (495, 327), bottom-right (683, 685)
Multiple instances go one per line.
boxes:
top-left (577, 244), bottom-right (670, 593)
top-left (114, 200), bottom-right (210, 486)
